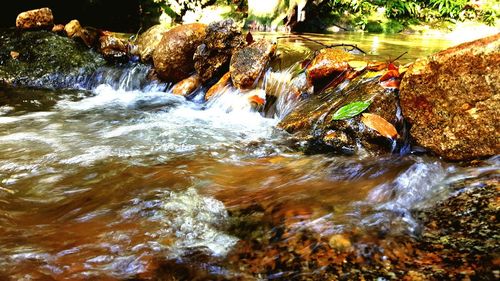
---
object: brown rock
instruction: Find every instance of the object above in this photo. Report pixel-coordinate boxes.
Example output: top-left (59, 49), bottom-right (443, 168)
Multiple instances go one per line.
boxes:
top-left (171, 74), bottom-right (201, 96)
top-left (16, 8), bottom-right (54, 30)
top-left (52, 24), bottom-right (65, 33)
top-left (205, 72), bottom-right (231, 101)
top-left (306, 48), bottom-right (352, 89)
top-left (400, 33), bottom-right (500, 161)
top-left (64, 20), bottom-right (98, 48)
top-left (136, 24), bottom-right (170, 63)
top-left (64, 20), bottom-right (82, 38)
top-left (230, 39), bottom-right (276, 89)
top-left (99, 35), bottom-right (129, 61)
top-left (194, 19), bottom-right (246, 83)
top-left (153, 23), bottom-right (207, 83)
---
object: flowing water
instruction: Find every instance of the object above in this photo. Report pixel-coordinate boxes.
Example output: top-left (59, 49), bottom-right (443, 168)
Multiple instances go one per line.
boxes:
top-left (0, 33), bottom-right (498, 280)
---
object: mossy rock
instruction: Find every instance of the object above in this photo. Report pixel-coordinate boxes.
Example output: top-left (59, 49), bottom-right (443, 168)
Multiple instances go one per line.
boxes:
top-left (0, 29), bottom-right (105, 88)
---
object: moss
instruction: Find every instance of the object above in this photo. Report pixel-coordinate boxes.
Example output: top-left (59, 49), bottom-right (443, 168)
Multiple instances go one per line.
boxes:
top-left (0, 29), bottom-right (105, 88)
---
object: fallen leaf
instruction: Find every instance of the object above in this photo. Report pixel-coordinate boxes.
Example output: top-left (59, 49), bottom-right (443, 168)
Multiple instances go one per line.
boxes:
top-left (332, 101), bottom-right (371, 120)
top-left (10, 51), bottom-right (19, 59)
top-left (367, 61), bottom-right (387, 71)
top-left (379, 69), bottom-right (400, 82)
top-left (388, 62), bottom-right (399, 71)
top-left (348, 60), bottom-right (367, 72)
top-left (248, 95), bottom-right (265, 106)
top-left (361, 113), bottom-right (397, 138)
top-left (380, 79), bottom-right (400, 89)
top-left (246, 32), bottom-right (254, 45)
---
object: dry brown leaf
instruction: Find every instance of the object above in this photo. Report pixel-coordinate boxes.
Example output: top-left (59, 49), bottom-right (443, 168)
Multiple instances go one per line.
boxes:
top-left (361, 113), bottom-right (398, 138)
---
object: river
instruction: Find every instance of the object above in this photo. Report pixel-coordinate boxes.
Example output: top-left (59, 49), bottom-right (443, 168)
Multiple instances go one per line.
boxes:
top-left (0, 32), bottom-right (497, 280)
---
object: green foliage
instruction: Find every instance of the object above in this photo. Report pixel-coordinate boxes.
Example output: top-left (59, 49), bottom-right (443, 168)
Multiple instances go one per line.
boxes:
top-left (332, 101), bottom-right (372, 120)
top-left (154, 0), bottom-right (216, 21)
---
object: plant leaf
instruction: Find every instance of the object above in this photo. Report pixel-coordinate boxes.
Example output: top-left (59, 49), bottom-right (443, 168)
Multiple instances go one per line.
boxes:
top-left (332, 101), bottom-right (371, 120)
top-left (361, 113), bottom-right (398, 138)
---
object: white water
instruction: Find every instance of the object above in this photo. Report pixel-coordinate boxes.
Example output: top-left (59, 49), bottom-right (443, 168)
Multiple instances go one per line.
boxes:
top-left (1, 64), bottom-right (498, 279)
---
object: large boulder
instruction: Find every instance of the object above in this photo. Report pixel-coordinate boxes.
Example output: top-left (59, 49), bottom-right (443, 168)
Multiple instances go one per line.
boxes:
top-left (15, 8), bottom-right (54, 30)
top-left (152, 23), bottom-right (206, 83)
top-left (0, 30), bottom-right (105, 88)
top-left (400, 33), bottom-right (500, 161)
top-left (193, 19), bottom-right (246, 83)
top-left (229, 39), bottom-right (276, 89)
top-left (136, 24), bottom-right (170, 63)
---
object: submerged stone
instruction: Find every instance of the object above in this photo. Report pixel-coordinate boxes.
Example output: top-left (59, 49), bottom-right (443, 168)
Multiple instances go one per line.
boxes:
top-left (0, 29), bottom-right (105, 88)
top-left (400, 33), bottom-right (500, 161)
top-left (16, 8), bottom-right (54, 30)
top-left (153, 23), bottom-right (206, 83)
top-left (229, 39), bottom-right (276, 89)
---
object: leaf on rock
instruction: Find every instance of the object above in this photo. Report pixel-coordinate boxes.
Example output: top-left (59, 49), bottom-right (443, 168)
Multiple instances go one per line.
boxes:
top-left (332, 101), bottom-right (371, 120)
top-left (361, 113), bottom-right (397, 138)
top-left (380, 79), bottom-right (400, 89)
top-left (379, 69), bottom-right (400, 82)
top-left (348, 60), bottom-right (367, 71)
top-left (246, 32), bottom-right (254, 45)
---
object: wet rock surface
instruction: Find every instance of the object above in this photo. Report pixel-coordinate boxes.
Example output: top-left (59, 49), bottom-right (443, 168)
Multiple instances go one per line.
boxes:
top-left (279, 73), bottom-right (401, 155)
top-left (230, 39), bottom-right (276, 89)
top-left (193, 19), bottom-right (246, 83)
top-left (99, 35), bottom-right (128, 62)
top-left (306, 48), bottom-right (353, 90)
top-left (152, 23), bottom-right (207, 83)
top-left (171, 74), bottom-right (201, 96)
top-left (64, 19), bottom-right (99, 48)
top-left (205, 72), bottom-right (232, 101)
top-left (400, 33), bottom-right (500, 161)
top-left (136, 24), bottom-right (170, 63)
top-left (0, 29), bottom-right (105, 88)
top-left (15, 7), bottom-right (54, 30)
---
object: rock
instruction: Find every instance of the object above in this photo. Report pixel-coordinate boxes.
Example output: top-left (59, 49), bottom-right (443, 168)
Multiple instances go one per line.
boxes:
top-left (153, 23), bottom-right (207, 82)
top-left (64, 20), bottom-right (82, 38)
top-left (306, 48), bottom-right (352, 90)
top-left (52, 24), bottom-right (65, 34)
top-left (136, 24), bottom-right (170, 63)
top-left (193, 19), bottom-right (246, 83)
top-left (171, 74), bottom-right (201, 96)
top-left (64, 19), bottom-right (98, 48)
top-left (205, 72), bottom-right (231, 101)
top-left (230, 39), bottom-right (276, 89)
top-left (328, 234), bottom-right (352, 252)
top-left (15, 8), bottom-right (54, 30)
top-left (278, 72), bottom-right (401, 154)
top-left (400, 33), bottom-right (500, 161)
top-left (0, 30), bottom-right (105, 88)
top-left (99, 35), bottom-right (128, 61)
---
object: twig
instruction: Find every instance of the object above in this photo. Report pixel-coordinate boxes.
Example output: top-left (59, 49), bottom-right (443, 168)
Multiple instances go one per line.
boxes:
top-left (392, 51), bottom-right (408, 63)
top-left (276, 35), bottom-right (367, 54)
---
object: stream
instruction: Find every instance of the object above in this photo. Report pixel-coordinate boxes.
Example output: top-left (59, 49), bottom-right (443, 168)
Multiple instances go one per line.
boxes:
top-left (0, 33), bottom-right (498, 280)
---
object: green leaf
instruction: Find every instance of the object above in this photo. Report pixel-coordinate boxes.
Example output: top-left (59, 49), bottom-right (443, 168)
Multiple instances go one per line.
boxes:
top-left (332, 101), bottom-right (371, 120)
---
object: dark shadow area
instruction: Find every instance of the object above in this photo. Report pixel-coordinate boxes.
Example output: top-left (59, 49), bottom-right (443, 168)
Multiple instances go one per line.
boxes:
top-left (1, 0), bottom-right (143, 32)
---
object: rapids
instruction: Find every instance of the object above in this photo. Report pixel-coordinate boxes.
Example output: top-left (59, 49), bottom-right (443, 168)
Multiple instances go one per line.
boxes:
top-left (0, 33), bottom-right (497, 280)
